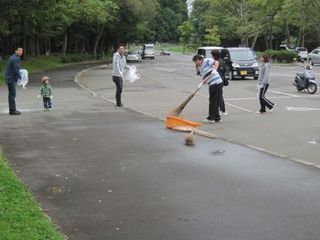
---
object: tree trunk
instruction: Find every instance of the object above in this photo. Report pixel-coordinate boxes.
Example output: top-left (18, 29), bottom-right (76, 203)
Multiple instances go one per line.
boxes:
top-left (251, 32), bottom-right (259, 50)
top-left (93, 25), bottom-right (105, 57)
top-left (285, 19), bottom-right (291, 44)
top-left (62, 32), bottom-right (68, 55)
top-left (36, 35), bottom-right (40, 56)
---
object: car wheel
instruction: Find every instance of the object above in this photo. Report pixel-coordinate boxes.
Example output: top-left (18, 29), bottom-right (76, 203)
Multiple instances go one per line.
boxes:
top-left (254, 77), bottom-right (258, 80)
top-left (228, 71), bottom-right (233, 80)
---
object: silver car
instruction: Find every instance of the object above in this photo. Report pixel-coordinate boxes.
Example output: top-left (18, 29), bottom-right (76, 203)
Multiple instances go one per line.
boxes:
top-left (296, 47), bottom-right (308, 61)
top-left (126, 51), bottom-right (142, 62)
top-left (308, 48), bottom-right (320, 65)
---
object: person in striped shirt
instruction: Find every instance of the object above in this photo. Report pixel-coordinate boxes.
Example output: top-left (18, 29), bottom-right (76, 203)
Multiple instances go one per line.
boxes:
top-left (192, 55), bottom-right (223, 123)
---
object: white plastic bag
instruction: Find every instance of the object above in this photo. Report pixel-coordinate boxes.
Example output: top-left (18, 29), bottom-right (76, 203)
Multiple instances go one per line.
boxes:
top-left (124, 65), bottom-right (140, 83)
top-left (17, 69), bottom-right (29, 89)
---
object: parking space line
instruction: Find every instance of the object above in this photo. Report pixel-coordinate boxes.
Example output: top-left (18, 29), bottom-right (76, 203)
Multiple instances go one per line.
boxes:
top-left (268, 90), bottom-right (300, 97)
top-left (197, 93), bottom-right (255, 113)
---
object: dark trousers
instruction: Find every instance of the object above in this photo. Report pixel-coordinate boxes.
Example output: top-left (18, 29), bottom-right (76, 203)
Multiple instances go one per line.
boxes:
top-left (259, 84), bottom-right (274, 112)
top-left (220, 86), bottom-right (226, 113)
top-left (7, 81), bottom-right (17, 113)
top-left (112, 76), bottom-right (123, 106)
top-left (208, 83), bottom-right (223, 121)
top-left (43, 97), bottom-right (52, 109)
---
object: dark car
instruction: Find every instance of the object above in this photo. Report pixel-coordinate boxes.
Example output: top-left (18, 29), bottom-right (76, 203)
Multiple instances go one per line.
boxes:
top-left (221, 48), bottom-right (259, 80)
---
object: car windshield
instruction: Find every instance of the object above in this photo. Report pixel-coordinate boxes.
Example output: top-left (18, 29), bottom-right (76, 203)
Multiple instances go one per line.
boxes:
top-left (230, 50), bottom-right (256, 61)
top-left (297, 47), bottom-right (307, 52)
top-left (128, 51), bottom-right (138, 55)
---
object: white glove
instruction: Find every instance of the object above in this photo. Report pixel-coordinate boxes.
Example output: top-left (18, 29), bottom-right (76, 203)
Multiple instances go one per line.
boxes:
top-left (50, 95), bottom-right (53, 99)
top-left (37, 95), bottom-right (41, 98)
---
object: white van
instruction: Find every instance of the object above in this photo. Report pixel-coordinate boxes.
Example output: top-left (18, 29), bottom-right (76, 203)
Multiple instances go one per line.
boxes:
top-left (142, 44), bottom-right (155, 59)
top-left (197, 46), bottom-right (223, 58)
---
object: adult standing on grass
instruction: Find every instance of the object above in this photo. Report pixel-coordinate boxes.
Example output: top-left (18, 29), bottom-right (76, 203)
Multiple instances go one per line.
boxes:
top-left (192, 54), bottom-right (223, 123)
top-left (5, 47), bottom-right (23, 115)
top-left (257, 55), bottom-right (275, 114)
top-left (112, 43), bottom-right (129, 108)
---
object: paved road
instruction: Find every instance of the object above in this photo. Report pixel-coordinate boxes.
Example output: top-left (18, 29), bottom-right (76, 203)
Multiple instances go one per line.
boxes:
top-left (80, 53), bottom-right (320, 166)
top-left (1, 60), bottom-right (320, 239)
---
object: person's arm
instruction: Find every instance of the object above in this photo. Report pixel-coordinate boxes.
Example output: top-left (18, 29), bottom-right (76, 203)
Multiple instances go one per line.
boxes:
top-left (115, 55), bottom-right (122, 76)
top-left (258, 64), bottom-right (265, 85)
top-left (39, 86), bottom-right (44, 96)
top-left (213, 60), bottom-right (219, 70)
top-left (13, 57), bottom-right (21, 80)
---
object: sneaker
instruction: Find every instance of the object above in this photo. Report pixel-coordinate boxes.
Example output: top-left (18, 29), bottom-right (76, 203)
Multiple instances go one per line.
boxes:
top-left (116, 104), bottom-right (124, 108)
top-left (270, 104), bottom-right (275, 112)
top-left (221, 111), bottom-right (228, 116)
top-left (202, 118), bottom-right (215, 124)
top-left (256, 111), bottom-right (265, 114)
top-left (9, 110), bottom-right (21, 115)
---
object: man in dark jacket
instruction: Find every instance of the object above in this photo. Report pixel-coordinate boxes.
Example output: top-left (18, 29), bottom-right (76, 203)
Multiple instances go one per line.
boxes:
top-left (5, 47), bottom-right (23, 115)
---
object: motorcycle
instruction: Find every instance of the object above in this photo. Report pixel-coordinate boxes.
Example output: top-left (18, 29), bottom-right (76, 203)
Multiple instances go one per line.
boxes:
top-left (293, 71), bottom-right (317, 94)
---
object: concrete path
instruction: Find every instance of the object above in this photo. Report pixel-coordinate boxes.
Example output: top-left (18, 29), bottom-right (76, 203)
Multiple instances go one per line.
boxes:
top-left (1, 64), bottom-right (320, 239)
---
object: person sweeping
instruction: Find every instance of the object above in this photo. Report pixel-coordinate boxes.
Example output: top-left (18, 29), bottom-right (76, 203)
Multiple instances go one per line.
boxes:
top-left (192, 54), bottom-right (223, 124)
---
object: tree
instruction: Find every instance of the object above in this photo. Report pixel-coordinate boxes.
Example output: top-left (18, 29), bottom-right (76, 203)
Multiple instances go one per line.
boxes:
top-left (204, 26), bottom-right (221, 46)
top-left (178, 21), bottom-right (195, 53)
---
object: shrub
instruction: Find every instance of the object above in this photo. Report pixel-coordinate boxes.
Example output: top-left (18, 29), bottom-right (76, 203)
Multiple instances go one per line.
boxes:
top-left (261, 50), bottom-right (297, 63)
top-left (60, 54), bottom-right (97, 63)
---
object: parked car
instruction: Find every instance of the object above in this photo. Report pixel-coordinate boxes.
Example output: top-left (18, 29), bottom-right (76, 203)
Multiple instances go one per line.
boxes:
top-left (126, 50), bottom-right (141, 62)
top-left (279, 44), bottom-right (296, 51)
top-left (221, 48), bottom-right (259, 80)
top-left (160, 49), bottom-right (170, 55)
top-left (307, 48), bottom-right (320, 65)
top-left (295, 47), bottom-right (308, 62)
top-left (197, 46), bottom-right (223, 58)
top-left (141, 44), bottom-right (155, 59)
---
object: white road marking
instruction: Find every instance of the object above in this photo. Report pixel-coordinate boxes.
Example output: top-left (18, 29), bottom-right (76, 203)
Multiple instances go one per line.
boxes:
top-left (154, 67), bottom-right (174, 72)
top-left (286, 106), bottom-right (320, 111)
top-left (197, 93), bottom-right (255, 113)
top-left (268, 90), bottom-right (300, 97)
top-left (225, 102), bottom-right (255, 113)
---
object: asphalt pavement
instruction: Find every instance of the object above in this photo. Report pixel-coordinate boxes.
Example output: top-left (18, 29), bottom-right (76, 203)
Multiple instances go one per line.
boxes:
top-left (1, 59), bottom-right (320, 240)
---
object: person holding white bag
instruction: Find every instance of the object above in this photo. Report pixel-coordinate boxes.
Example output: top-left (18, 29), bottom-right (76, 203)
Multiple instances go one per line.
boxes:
top-left (112, 43), bottom-right (129, 108)
top-left (5, 47), bottom-right (23, 115)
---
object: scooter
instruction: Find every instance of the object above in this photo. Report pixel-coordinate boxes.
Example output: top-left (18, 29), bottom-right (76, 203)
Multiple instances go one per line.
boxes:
top-left (293, 73), bottom-right (317, 94)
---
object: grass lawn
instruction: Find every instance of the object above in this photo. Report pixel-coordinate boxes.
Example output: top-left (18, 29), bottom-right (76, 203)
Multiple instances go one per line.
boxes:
top-left (0, 152), bottom-right (65, 240)
top-left (0, 55), bottom-right (109, 86)
top-left (156, 44), bottom-right (197, 54)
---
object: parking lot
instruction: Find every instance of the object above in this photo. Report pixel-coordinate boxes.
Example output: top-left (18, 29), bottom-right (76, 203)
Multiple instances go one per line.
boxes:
top-left (81, 52), bottom-right (320, 166)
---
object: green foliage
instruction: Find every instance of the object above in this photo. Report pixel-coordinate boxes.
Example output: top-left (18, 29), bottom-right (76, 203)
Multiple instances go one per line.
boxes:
top-left (0, 153), bottom-right (64, 240)
top-left (204, 26), bottom-right (221, 46)
top-left (262, 50), bottom-right (298, 63)
top-left (190, 0), bottom-right (320, 50)
top-left (60, 54), bottom-right (97, 63)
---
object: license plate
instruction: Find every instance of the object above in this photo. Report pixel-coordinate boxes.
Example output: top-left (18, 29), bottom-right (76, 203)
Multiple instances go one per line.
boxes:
top-left (240, 70), bottom-right (248, 75)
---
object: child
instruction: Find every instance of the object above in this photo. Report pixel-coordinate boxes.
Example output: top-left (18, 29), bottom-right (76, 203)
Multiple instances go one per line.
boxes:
top-left (39, 76), bottom-right (53, 111)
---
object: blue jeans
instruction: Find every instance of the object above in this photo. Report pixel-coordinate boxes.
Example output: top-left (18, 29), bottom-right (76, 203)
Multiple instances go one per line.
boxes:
top-left (43, 97), bottom-right (52, 109)
top-left (7, 81), bottom-right (17, 113)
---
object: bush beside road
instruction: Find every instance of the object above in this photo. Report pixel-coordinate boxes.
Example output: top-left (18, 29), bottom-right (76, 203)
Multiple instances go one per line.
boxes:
top-left (0, 55), bottom-right (111, 86)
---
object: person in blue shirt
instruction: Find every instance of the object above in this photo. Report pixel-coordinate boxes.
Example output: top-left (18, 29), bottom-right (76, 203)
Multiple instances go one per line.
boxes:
top-left (5, 47), bottom-right (23, 115)
top-left (193, 54), bottom-right (223, 123)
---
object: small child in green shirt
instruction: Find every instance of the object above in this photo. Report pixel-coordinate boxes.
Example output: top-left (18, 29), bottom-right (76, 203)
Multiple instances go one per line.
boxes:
top-left (38, 76), bottom-right (53, 111)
